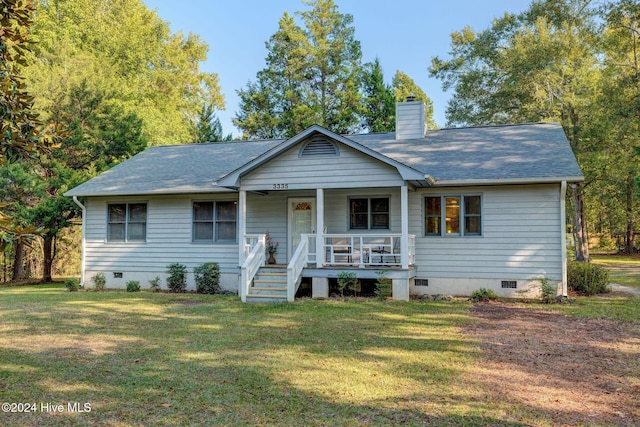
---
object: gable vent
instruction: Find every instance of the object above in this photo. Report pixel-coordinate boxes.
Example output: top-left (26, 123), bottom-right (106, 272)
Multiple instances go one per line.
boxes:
top-left (300, 137), bottom-right (339, 157)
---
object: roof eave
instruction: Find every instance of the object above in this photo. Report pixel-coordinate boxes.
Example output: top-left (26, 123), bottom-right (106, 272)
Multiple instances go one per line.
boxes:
top-left (432, 176), bottom-right (585, 187)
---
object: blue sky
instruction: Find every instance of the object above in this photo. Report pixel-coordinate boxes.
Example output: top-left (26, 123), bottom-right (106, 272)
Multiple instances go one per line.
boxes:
top-left (142, 0), bottom-right (532, 136)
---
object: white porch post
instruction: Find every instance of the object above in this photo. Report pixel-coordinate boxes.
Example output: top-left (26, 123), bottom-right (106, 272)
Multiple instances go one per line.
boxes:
top-left (238, 190), bottom-right (247, 265)
top-left (400, 185), bottom-right (409, 269)
top-left (316, 188), bottom-right (324, 268)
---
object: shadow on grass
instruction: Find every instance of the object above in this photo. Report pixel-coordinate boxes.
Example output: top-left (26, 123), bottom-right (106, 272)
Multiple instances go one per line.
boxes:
top-left (0, 287), bottom-right (546, 425)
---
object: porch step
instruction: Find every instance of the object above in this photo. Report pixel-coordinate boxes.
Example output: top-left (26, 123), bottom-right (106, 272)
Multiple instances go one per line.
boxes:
top-left (247, 266), bottom-right (288, 303)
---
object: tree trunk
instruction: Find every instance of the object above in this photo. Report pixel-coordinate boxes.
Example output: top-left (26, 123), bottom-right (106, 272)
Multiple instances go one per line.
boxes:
top-left (572, 183), bottom-right (590, 262)
top-left (42, 235), bottom-right (54, 283)
top-left (625, 172), bottom-right (635, 254)
top-left (12, 240), bottom-right (26, 280)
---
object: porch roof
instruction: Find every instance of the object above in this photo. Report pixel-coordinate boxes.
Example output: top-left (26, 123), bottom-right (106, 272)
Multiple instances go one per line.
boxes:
top-left (65, 122), bottom-right (582, 197)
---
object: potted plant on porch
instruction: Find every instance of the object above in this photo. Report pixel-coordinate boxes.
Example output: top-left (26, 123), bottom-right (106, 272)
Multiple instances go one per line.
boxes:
top-left (265, 230), bottom-right (278, 264)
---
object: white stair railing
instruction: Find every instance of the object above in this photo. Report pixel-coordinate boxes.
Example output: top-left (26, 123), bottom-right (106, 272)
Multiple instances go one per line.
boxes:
top-left (287, 237), bottom-right (309, 302)
top-left (240, 234), bottom-right (266, 302)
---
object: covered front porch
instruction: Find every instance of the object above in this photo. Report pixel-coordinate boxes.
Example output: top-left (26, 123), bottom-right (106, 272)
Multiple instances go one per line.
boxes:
top-left (238, 186), bottom-right (416, 302)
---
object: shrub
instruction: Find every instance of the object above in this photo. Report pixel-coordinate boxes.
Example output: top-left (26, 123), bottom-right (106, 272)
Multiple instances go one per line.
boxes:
top-left (337, 271), bottom-right (357, 298)
top-left (90, 272), bottom-right (106, 291)
top-left (469, 288), bottom-right (498, 302)
top-left (148, 276), bottom-right (162, 292)
top-left (375, 270), bottom-right (392, 300)
top-left (568, 261), bottom-right (610, 295)
top-left (166, 263), bottom-right (187, 293)
top-left (540, 277), bottom-right (557, 304)
top-left (194, 263), bottom-right (220, 294)
top-left (126, 280), bottom-right (141, 292)
top-left (65, 277), bottom-right (80, 292)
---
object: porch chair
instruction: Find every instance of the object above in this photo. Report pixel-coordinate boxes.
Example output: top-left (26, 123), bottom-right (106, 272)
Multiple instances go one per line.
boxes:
top-left (371, 237), bottom-right (400, 264)
top-left (327, 237), bottom-right (352, 264)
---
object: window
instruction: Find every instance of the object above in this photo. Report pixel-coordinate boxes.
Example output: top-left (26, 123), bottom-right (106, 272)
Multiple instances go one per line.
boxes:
top-left (108, 203), bottom-right (147, 242)
top-left (193, 201), bottom-right (237, 242)
top-left (424, 195), bottom-right (481, 236)
top-left (349, 197), bottom-right (389, 230)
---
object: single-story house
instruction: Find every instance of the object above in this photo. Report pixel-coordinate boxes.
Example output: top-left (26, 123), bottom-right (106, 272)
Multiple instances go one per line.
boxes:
top-left (65, 100), bottom-right (583, 302)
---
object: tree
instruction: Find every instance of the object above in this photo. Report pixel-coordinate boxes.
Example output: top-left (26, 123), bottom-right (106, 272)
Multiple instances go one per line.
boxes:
top-left (597, 0), bottom-right (640, 253)
top-left (234, 0), bottom-right (362, 138)
top-left (192, 104), bottom-right (233, 142)
top-left (429, 0), bottom-right (599, 261)
top-left (361, 58), bottom-right (395, 132)
top-left (31, 0), bottom-right (224, 146)
top-left (392, 71), bottom-right (438, 130)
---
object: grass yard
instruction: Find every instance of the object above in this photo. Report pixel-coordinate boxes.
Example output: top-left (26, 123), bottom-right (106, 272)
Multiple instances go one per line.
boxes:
top-left (1, 283), bottom-right (638, 426)
top-left (592, 254), bottom-right (640, 288)
top-left (0, 284), bottom-right (484, 426)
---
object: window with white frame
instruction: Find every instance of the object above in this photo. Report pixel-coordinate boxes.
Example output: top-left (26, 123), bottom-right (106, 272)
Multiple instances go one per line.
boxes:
top-left (193, 201), bottom-right (237, 242)
top-left (424, 195), bottom-right (481, 236)
top-left (107, 203), bottom-right (147, 242)
top-left (349, 197), bottom-right (389, 230)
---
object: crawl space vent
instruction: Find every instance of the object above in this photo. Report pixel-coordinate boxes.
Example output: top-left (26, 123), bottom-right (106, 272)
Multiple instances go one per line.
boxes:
top-left (415, 279), bottom-right (429, 287)
top-left (300, 137), bottom-right (339, 157)
top-left (501, 280), bottom-right (517, 289)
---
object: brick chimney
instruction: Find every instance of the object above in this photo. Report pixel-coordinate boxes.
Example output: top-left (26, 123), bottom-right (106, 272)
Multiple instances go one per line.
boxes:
top-left (395, 97), bottom-right (426, 140)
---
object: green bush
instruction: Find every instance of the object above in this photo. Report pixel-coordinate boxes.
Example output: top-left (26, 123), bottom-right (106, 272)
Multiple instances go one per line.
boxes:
top-left (148, 276), bottom-right (162, 292)
top-left (90, 272), bottom-right (106, 291)
top-left (194, 263), bottom-right (220, 294)
top-left (540, 277), bottom-right (557, 304)
top-left (469, 288), bottom-right (498, 302)
top-left (126, 280), bottom-right (141, 292)
top-left (568, 261), bottom-right (610, 295)
top-left (375, 270), bottom-right (392, 300)
top-left (166, 263), bottom-right (187, 293)
top-left (65, 277), bottom-right (80, 292)
top-left (337, 271), bottom-right (357, 298)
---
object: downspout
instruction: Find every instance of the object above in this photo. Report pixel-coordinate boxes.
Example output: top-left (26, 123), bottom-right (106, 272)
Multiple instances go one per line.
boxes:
top-left (560, 181), bottom-right (568, 297)
top-left (72, 196), bottom-right (86, 287)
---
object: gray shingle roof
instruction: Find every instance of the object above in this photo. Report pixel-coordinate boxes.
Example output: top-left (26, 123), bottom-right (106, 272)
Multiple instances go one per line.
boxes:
top-left (65, 122), bottom-right (582, 197)
top-left (350, 122), bottom-right (583, 184)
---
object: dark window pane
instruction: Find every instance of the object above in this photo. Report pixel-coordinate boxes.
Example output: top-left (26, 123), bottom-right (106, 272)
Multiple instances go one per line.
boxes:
top-left (108, 204), bottom-right (126, 223)
top-left (350, 199), bottom-right (368, 213)
top-left (108, 223), bottom-right (125, 241)
top-left (465, 196), bottom-right (481, 215)
top-left (426, 217), bottom-right (440, 235)
top-left (216, 222), bottom-right (236, 241)
top-left (194, 222), bottom-right (214, 241)
top-left (371, 214), bottom-right (389, 229)
top-left (351, 213), bottom-right (368, 229)
top-left (128, 203), bottom-right (147, 222)
top-left (128, 223), bottom-right (147, 241)
top-left (194, 202), bottom-right (214, 221)
top-left (216, 201), bottom-right (237, 221)
top-left (370, 198), bottom-right (389, 213)
top-left (425, 197), bottom-right (440, 215)
top-left (465, 216), bottom-right (481, 235)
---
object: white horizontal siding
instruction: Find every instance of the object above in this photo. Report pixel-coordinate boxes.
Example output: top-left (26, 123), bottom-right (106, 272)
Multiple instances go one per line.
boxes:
top-left (84, 195), bottom-right (240, 290)
top-left (410, 184), bottom-right (563, 281)
top-left (241, 140), bottom-right (404, 191)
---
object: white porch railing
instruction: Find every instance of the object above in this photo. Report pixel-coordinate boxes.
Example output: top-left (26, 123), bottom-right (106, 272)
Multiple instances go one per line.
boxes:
top-left (306, 234), bottom-right (415, 268)
top-left (240, 234), bottom-right (266, 302)
top-left (287, 238), bottom-right (308, 302)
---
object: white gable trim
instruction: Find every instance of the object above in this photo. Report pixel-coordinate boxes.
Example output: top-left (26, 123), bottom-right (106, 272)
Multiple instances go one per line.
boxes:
top-left (217, 125), bottom-right (429, 188)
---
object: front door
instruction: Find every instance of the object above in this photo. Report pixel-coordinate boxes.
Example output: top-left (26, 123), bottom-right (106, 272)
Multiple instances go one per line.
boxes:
top-left (288, 198), bottom-right (316, 261)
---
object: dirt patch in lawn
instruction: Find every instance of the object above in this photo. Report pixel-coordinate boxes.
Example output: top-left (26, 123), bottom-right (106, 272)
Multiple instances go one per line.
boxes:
top-left (465, 302), bottom-right (640, 426)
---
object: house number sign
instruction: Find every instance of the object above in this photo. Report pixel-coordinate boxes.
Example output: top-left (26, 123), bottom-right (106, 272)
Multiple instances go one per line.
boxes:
top-left (272, 184), bottom-right (289, 190)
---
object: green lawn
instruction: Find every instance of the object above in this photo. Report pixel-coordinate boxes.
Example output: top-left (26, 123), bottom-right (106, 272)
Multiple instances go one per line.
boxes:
top-left (0, 285), bottom-right (491, 426)
top-left (592, 254), bottom-right (640, 288)
top-left (1, 284), bottom-right (637, 426)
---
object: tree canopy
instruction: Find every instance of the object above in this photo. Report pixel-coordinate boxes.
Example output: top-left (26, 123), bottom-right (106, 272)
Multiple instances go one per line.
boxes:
top-left (429, 0), bottom-right (640, 257)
